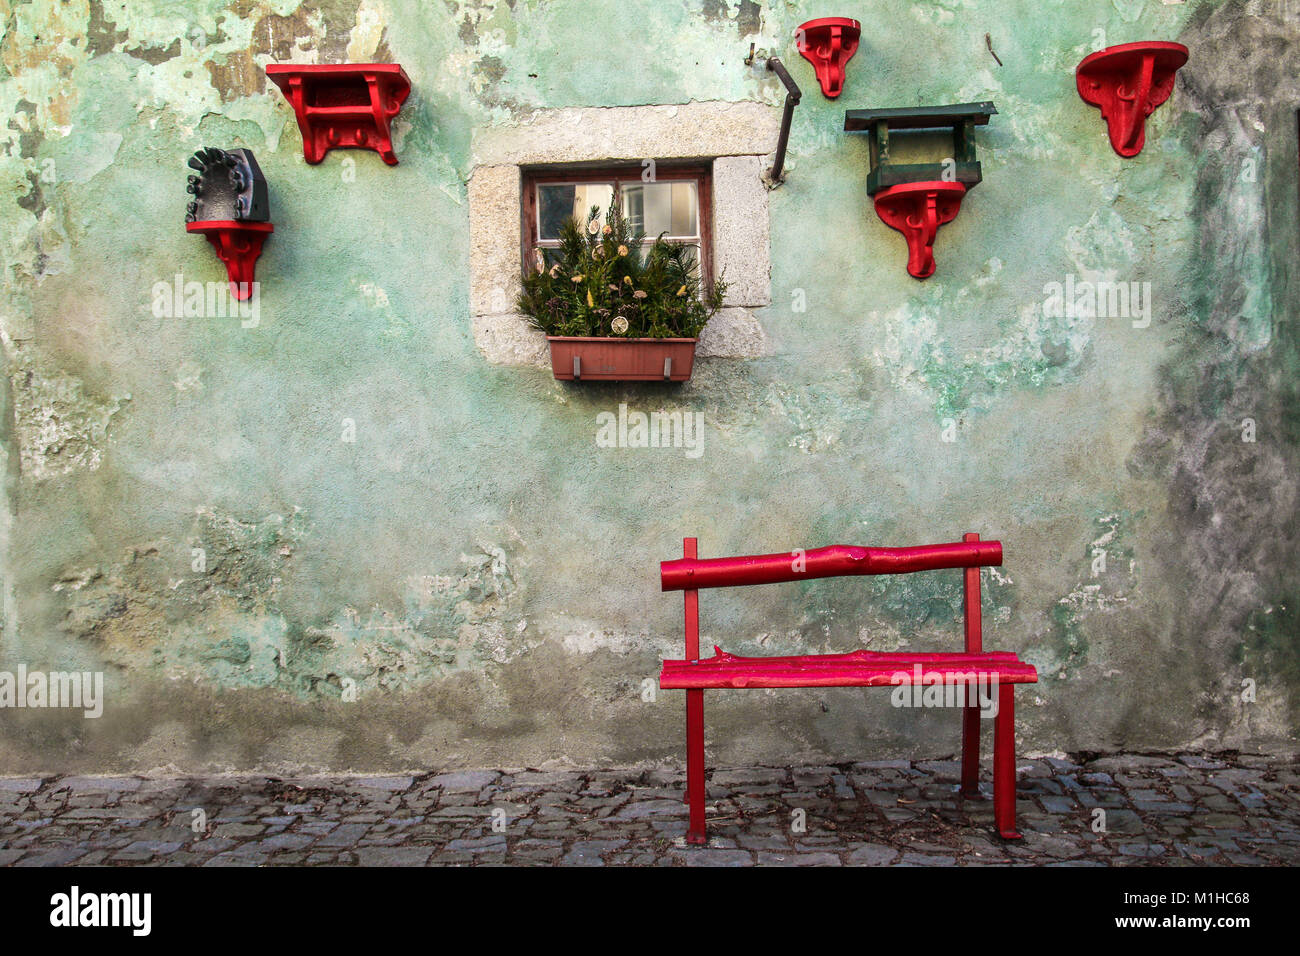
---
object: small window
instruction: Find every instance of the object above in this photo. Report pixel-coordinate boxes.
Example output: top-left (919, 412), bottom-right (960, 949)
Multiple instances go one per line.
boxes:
top-left (522, 164), bottom-right (712, 283)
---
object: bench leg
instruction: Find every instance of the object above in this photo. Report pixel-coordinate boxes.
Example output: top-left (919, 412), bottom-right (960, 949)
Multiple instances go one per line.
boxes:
top-left (993, 683), bottom-right (1022, 840)
top-left (960, 701), bottom-right (981, 796)
top-left (685, 688), bottom-right (707, 845)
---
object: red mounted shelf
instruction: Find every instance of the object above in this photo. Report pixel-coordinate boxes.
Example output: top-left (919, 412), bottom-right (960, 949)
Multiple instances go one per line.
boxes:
top-left (845, 103), bottom-right (995, 279)
top-left (265, 63), bottom-right (411, 165)
top-left (795, 17), bottom-right (860, 98)
top-left (873, 181), bottom-right (967, 280)
top-left (1076, 41), bottom-right (1188, 158)
top-left (186, 220), bottom-right (273, 300)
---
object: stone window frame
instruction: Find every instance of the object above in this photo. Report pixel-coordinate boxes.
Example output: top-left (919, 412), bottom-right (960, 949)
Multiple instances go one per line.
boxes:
top-left (468, 101), bottom-right (780, 368)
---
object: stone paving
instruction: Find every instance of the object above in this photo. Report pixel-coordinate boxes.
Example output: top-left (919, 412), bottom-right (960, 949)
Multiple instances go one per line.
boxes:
top-left (0, 752), bottom-right (1296, 866)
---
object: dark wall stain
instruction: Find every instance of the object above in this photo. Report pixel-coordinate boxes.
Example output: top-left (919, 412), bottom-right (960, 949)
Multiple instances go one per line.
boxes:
top-left (459, 13), bottom-right (478, 45)
top-left (204, 54), bottom-right (265, 104)
top-left (736, 0), bottom-right (762, 37)
top-left (205, 1), bottom-right (365, 101)
top-left (255, 10), bottom-right (319, 61)
top-left (205, 10), bottom-right (321, 102)
top-left (701, 0), bottom-right (729, 22)
top-left (86, 0), bottom-right (128, 55)
top-left (476, 54), bottom-right (506, 86)
top-left (1125, 0), bottom-right (1300, 735)
top-left (7, 99), bottom-right (41, 159)
top-left (126, 37), bottom-right (181, 65)
top-left (16, 169), bottom-right (43, 214)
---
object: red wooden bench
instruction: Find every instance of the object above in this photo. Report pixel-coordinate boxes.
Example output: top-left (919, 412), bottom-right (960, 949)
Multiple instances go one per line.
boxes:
top-left (658, 533), bottom-right (1037, 844)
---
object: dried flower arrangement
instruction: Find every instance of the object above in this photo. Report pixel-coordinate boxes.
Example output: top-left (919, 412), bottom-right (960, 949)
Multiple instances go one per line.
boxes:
top-left (518, 204), bottom-right (726, 340)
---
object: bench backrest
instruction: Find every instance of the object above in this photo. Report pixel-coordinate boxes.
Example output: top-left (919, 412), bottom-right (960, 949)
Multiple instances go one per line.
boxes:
top-left (661, 534), bottom-right (1001, 659)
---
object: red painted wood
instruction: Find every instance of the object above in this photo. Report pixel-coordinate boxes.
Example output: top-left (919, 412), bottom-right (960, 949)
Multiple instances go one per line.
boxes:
top-left (658, 533), bottom-right (1034, 844)
top-left (186, 220), bottom-right (273, 300)
top-left (684, 538), bottom-right (699, 661)
top-left (873, 181), bottom-right (967, 279)
top-left (994, 684), bottom-right (1021, 839)
top-left (1076, 42), bottom-right (1188, 158)
top-left (661, 540), bottom-right (1002, 591)
top-left (669, 648), bottom-right (1022, 666)
top-left (660, 647), bottom-right (1036, 690)
top-left (682, 538), bottom-right (707, 845)
top-left (961, 531), bottom-right (983, 795)
top-left (265, 64), bottom-right (411, 165)
top-left (795, 17), bottom-right (860, 98)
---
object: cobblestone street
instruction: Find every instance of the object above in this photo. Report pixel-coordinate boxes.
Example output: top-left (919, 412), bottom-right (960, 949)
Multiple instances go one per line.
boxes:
top-left (1, 753), bottom-right (1295, 866)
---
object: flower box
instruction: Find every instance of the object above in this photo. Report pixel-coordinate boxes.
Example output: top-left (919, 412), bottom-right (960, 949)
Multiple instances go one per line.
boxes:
top-left (547, 336), bottom-right (697, 382)
top-left (519, 202), bottom-right (725, 386)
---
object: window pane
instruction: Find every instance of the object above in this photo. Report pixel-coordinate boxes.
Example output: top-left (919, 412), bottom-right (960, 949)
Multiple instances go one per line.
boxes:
top-left (621, 181), bottom-right (698, 238)
top-left (538, 183), bottom-right (614, 239)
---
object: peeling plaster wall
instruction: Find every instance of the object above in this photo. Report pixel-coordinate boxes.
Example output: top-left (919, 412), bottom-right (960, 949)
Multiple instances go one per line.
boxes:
top-left (0, 0), bottom-right (1296, 774)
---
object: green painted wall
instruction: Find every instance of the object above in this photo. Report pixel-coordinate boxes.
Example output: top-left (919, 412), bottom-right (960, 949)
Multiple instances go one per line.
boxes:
top-left (1, 0), bottom-right (1296, 773)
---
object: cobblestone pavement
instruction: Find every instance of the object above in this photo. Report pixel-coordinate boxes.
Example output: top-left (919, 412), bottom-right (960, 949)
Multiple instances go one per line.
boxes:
top-left (1, 753), bottom-right (1296, 866)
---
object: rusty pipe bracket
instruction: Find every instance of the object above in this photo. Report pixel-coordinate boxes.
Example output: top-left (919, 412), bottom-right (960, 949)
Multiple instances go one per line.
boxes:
top-left (765, 57), bottom-right (801, 187)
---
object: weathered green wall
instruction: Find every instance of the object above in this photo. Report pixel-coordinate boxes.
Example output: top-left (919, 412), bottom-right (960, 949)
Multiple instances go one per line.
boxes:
top-left (1, 0), bottom-right (1296, 773)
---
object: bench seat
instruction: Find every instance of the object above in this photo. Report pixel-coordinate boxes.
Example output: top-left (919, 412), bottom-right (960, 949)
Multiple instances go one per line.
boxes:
top-left (660, 646), bottom-right (1038, 689)
top-left (660, 534), bottom-right (1036, 843)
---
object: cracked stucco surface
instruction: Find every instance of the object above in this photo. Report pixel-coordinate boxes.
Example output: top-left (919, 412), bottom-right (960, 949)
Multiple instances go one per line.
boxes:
top-left (0, 0), bottom-right (1296, 774)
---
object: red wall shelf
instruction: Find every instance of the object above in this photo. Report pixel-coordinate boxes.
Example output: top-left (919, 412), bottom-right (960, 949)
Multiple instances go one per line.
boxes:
top-left (266, 63), bottom-right (412, 166)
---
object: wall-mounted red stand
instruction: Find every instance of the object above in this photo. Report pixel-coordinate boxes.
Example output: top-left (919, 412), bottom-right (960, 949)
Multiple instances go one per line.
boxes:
top-left (265, 63), bottom-right (411, 165)
top-left (1076, 41), bottom-right (1188, 158)
top-left (795, 17), bottom-right (860, 98)
top-left (873, 182), bottom-right (966, 280)
top-left (846, 103), bottom-right (994, 280)
top-left (186, 221), bottom-right (273, 300)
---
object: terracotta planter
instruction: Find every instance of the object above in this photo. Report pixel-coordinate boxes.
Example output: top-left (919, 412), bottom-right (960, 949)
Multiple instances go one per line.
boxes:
top-left (546, 336), bottom-right (698, 382)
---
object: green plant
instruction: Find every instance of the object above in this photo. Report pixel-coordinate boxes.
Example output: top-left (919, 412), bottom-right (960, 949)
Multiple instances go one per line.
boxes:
top-left (518, 203), bottom-right (726, 339)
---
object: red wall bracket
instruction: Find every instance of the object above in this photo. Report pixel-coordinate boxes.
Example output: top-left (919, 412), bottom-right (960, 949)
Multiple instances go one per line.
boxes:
top-left (1076, 41), bottom-right (1188, 158)
top-left (265, 63), bottom-right (411, 165)
top-left (795, 17), bottom-right (860, 98)
top-left (186, 221), bottom-right (273, 300)
top-left (185, 147), bottom-right (272, 301)
top-left (873, 181), bottom-right (966, 280)
top-left (845, 104), bottom-right (993, 280)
